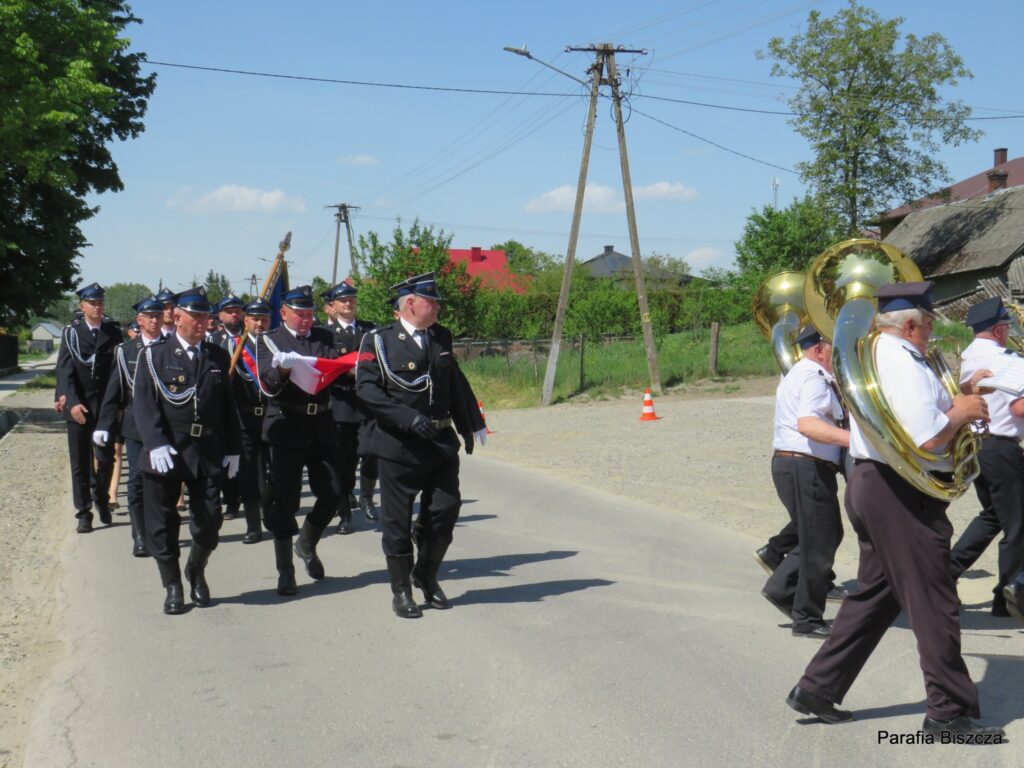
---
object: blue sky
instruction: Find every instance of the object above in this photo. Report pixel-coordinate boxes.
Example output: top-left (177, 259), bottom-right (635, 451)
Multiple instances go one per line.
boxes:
top-left (80, 0), bottom-right (1024, 295)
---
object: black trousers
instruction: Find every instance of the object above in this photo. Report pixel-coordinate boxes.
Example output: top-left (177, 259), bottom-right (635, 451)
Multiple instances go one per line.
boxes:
top-left (799, 460), bottom-right (979, 721)
top-left (950, 438), bottom-right (1024, 608)
top-left (236, 426), bottom-right (267, 506)
top-left (764, 455), bottom-right (843, 630)
top-left (334, 421), bottom-right (379, 500)
top-left (66, 421), bottom-right (115, 517)
top-left (378, 453), bottom-right (460, 558)
top-left (124, 438), bottom-right (144, 521)
top-left (265, 441), bottom-right (339, 539)
top-left (142, 472), bottom-right (223, 564)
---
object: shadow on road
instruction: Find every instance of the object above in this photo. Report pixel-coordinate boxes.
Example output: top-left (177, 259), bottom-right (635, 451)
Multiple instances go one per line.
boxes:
top-left (444, 550), bottom-right (578, 580)
top-left (968, 652), bottom-right (1024, 728)
top-left (455, 578), bottom-right (615, 605)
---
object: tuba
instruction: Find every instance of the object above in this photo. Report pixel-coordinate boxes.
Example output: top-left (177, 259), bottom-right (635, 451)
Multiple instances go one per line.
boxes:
top-left (753, 271), bottom-right (807, 374)
top-left (804, 239), bottom-right (979, 501)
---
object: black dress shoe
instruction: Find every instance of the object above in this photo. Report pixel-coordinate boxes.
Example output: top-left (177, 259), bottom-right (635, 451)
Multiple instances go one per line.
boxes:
top-left (412, 574), bottom-right (450, 610)
top-left (76, 516), bottom-right (93, 534)
top-left (294, 540), bottom-right (325, 580)
top-left (335, 514), bottom-right (353, 536)
top-left (359, 497), bottom-right (378, 521)
top-left (753, 545), bottom-right (784, 574)
top-left (761, 589), bottom-right (793, 620)
top-left (132, 540), bottom-right (149, 557)
top-left (97, 507), bottom-right (112, 525)
top-left (163, 583), bottom-right (185, 615)
top-left (786, 686), bottom-right (852, 724)
top-left (826, 584), bottom-right (849, 601)
top-left (792, 624), bottom-right (832, 639)
top-left (242, 530), bottom-right (263, 544)
top-left (392, 590), bottom-right (423, 619)
top-left (922, 715), bottom-right (1005, 739)
top-left (1004, 584), bottom-right (1024, 625)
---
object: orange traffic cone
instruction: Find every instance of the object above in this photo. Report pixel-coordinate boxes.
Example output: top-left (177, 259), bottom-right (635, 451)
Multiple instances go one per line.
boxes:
top-left (478, 400), bottom-right (495, 434)
top-left (639, 389), bottom-right (660, 421)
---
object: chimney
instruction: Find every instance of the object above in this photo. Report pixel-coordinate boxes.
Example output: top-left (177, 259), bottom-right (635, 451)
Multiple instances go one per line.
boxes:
top-left (470, 246), bottom-right (483, 262)
top-left (994, 147), bottom-right (1008, 166)
top-left (604, 245), bottom-right (614, 255)
top-left (987, 169), bottom-right (1009, 193)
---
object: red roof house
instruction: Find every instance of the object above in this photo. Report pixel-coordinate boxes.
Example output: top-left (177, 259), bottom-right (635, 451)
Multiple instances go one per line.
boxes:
top-left (447, 246), bottom-right (526, 292)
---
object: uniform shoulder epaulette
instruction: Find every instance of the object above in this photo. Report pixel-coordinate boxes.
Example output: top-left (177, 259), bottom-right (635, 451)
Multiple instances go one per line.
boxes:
top-left (69, 318), bottom-right (82, 328)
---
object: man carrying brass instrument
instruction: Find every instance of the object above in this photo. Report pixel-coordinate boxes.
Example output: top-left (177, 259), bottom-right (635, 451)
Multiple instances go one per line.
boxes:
top-left (949, 297), bottom-right (1024, 618)
top-left (761, 325), bottom-right (849, 639)
top-left (786, 282), bottom-right (1005, 740)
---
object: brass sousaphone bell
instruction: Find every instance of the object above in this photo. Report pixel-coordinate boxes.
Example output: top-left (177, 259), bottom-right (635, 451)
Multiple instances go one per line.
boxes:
top-left (752, 271), bottom-right (808, 374)
top-left (804, 238), bottom-right (979, 501)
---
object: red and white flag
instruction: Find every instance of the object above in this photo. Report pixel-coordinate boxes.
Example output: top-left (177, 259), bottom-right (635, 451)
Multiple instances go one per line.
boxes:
top-left (286, 351), bottom-right (374, 394)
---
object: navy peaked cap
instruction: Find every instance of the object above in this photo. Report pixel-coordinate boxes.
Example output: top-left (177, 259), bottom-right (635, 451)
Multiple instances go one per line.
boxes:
top-left (795, 325), bottom-right (824, 350)
top-left (174, 286), bottom-right (212, 313)
top-left (282, 285), bottom-right (315, 309)
top-left (390, 272), bottom-right (442, 301)
top-left (322, 282), bottom-right (358, 301)
top-left (133, 295), bottom-right (164, 314)
top-left (965, 297), bottom-right (1012, 332)
top-left (76, 282), bottom-right (105, 300)
top-left (875, 281), bottom-right (935, 315)
top-left (244, 298), bottom-right (272, 317)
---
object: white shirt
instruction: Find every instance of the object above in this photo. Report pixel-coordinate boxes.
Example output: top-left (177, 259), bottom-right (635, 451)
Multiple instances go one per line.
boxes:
top-left (960, 337), bottom-right (1024, 439)
top-left (176, 335), bottom-right (202, 360)
top-left (399, 317), bottom-right (428, 349)
top-left (772, 356), bottom-right (844, 463)
top-left (849, 332), bottom-right (952, 471)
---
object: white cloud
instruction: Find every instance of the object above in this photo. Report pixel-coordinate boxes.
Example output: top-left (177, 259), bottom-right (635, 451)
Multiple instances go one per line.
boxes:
top-left (633, 181), bottom-right (697, 201)
top-left (526, 184), bottom-right (623, 214)
top-left (338, 154), bottom-right (379, 166)
top-left (167, 185), bottom-right (306, 214)
top-left (685, 246), bottom-right (722, 269)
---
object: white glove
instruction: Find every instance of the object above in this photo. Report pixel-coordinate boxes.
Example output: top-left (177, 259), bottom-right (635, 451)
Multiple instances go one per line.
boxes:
top-left (272, 350), bottom-right (305, 370)
top-left (150, 445), bottom-right (178, 474)
top-left (223, 455), bottom-right (240, 479)
top-left (92, 430), bottom-right (109, 447)
top-left (473, 428), bottom-right (487, 447)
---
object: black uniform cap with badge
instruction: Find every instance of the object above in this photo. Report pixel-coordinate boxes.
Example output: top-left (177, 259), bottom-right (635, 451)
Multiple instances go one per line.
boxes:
top-left (965, 296), bottom-right (1012, 333)
top-left (244, 298), bottom-right (272, 317)
top-left (795, 324), bottom-right (825, 350)
top-left (76, 282), bottom-right (106, 301)
top-left (283, 285), bottom-right (315, 309)
top-left (216, 294), bottom-right (244, 313)
top-left (390, 272), bottom-right (443, 303)
top-left (174, 286), bottom-right (212, 314)
top-left (322, 282), bottom-right (358, 302)
top-left (133, 295), bottom-right (164, 315)
top-left (155, 287), bottom-right (176, 307)
top-left (875, 281), bottom-right (936, 315)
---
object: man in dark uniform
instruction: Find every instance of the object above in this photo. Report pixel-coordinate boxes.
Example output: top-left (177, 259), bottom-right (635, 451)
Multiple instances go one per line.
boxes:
top-left (210, 294), bottom-right (246, 520)
top-left (155, 287), bottom-right (176, 337)
top-left (786, 282), bottom-right (1004, 739)
top-left (227, 298), bottom-right (274, 544)
top-left (132, 287), bottom-right (241, 614)
top-left (93, 295), bottom-right (166, 556)
top-left (322, 281), bottom-right (377, 534)
top-left (253, 285), bottom-right (341, 595)
top-left (56, 282), bottom-right (124, 533)
top-left (949, 297), bottom-right (1024, 617)
top-left (356, 272), bottom-right (486, 619)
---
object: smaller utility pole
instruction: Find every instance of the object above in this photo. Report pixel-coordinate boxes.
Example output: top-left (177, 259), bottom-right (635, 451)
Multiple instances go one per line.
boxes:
top-left (325, 203), bottom-right (361, 283)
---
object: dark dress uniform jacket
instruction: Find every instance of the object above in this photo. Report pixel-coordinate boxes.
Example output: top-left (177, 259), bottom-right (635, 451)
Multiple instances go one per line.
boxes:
top-left (132, 340), bottom-right (241, 480)
top-left (356, 322), bottom-right (484, 465)
top-left (326, 318), bottom-right (375, 423)
top-left (211, 331), bottom-right (266, 433)
top-left (97, 336), bottom-right (165, 442)
top-left (56, 318), bottom-right (124, 425)
top-left (253, 326), bottom-right (337, 448)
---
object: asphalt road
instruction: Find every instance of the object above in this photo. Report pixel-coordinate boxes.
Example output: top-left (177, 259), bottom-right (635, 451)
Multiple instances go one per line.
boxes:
top-left (21, 454), bottom-right (1024, 767)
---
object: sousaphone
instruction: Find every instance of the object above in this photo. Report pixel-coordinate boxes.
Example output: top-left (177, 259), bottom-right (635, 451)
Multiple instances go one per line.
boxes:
top-left (752, 271), bottom-right (807, 374)
top-left (803, 238), bottom-right (979, 500)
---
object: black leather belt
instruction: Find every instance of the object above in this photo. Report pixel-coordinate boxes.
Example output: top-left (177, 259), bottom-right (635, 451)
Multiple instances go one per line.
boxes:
top-left (774, 449), bottom-right (840, 473)
top-left (247, 405), bottom-right (265, 416)
top-left (278, 401), bottom-right (329, 416)
top-left (170, 422), bottom-right (216, 438)
top-left (431, 417), bottom-right (453, 429)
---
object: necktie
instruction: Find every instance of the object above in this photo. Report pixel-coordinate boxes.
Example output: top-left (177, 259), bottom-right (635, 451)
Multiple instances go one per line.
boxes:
top-left (91, 328), bottom-right (99, 343)
top-left (417, 330), bottom-right (429, 351)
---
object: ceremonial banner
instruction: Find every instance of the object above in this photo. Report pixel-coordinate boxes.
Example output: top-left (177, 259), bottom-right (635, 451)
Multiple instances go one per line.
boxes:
top-left (284, 351), bottom-right (374, 394)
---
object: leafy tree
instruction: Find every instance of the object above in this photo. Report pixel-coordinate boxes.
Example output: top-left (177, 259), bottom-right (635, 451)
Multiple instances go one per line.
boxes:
top-left (1, 0), bottom-right (156, 325)
top-left (491, 239), bottom-right (558, 275)
top-left (759, 1), bottom-right (979, 233)
top-left (356, 220), bottom-right (477, 335)
top-left (734, 196), bottom-right (844, 276)
top-left (202, 270), bottom-right (233, 305)
top-left (643, 251), bottom-right (692, 289)
top-left (103, 281), bottom-right (152, 324)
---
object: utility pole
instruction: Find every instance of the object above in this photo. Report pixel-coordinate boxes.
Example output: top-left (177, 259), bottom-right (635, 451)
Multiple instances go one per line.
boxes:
top-left (533, 43), bottom-right (661, 406)
top-left (248, 274), bottom-right (258, 297)
top-left (325, 203), bottom-right (361, 284)
top-left (771, 177), bottom-right (780, 209)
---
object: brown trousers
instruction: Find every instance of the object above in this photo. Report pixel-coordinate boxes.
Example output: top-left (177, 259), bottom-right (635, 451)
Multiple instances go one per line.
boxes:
top-left (798, 460), bottom-right (980, 720)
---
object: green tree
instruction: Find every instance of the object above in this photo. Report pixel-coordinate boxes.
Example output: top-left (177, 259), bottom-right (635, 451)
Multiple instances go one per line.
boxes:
top-left (1, 0), bottom-right (156, 325)
top-left (104, 281), bottom-right (153, 324)
top-left (734, 196), bottom-right (844, 276)
top-left (356, 220), bottom-right (477, 335)
top-left (760, 1), bottom-right (979, 233)
top-left (491, 239), bottom-right (558, 275)
top-left (202, 270), bottom-right (233, 305)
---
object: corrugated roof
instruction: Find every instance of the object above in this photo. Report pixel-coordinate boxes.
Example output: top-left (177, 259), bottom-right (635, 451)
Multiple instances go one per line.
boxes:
top-left (883, 156), bottom-right (1024, 221)
top-left (883, 186), bottom-right (1024, 277)
top-left (32, 321), bottom-right (63, 337)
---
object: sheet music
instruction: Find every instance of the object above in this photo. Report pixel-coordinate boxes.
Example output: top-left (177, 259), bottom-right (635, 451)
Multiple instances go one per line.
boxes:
top-left (976, 354), bottom-right (1024, 396)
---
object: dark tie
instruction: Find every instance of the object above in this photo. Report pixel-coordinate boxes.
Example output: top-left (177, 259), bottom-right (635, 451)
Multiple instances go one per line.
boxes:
top-left (187, 345), bottom-right (200, 375)
top-left (417, 330), bottom-right (429, 352)
top-left (91, 327), bottom-right (99, 343)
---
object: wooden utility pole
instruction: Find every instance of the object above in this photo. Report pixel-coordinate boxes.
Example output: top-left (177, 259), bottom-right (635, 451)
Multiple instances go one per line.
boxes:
top-left (539, 43), bottom-right (661, 406)
top-left (325, 203), bottom-right (361, 283)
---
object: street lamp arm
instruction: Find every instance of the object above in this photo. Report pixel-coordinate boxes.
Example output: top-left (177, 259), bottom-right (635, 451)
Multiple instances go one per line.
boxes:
top-left (502, 45), bottom-right (588, 87)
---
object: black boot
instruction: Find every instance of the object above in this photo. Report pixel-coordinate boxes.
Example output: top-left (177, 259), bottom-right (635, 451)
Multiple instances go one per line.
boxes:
top-left (128, 506), bottom-right (148, 557)
top-left (156, 559), bottom-right (185, 615)
top-left (359, 496), bottom-right (378, 522)
top-left (184, 545), bottom-right (212, 606)
top-left (242, 501), bottom-right (263, 544)
top-left (295, 520), bottom-right (326, 579)
top-left (274, 538), bottom-right (297, 596)
top-left (412, 539), bottom-right (451, 609)
top-left (386, 555), bottom-right (422, 619)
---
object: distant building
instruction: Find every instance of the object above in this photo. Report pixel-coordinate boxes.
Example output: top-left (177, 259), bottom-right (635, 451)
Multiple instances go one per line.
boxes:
top-left (581, 245), bottom-right (694, 287)
top-left (448, 246), bottom-right (526, 292)
top-left (29, 321), bottom-right (63, 352)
